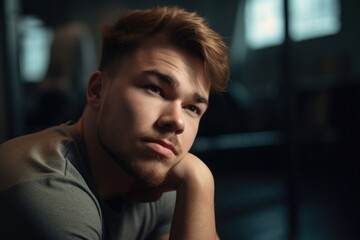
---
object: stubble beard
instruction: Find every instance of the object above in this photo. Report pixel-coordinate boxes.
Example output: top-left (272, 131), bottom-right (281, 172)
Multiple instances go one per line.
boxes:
top-left (97, 125), bottom-right (168, 188)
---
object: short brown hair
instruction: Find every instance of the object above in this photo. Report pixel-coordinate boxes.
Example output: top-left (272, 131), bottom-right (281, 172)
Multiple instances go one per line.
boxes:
top-left (99, 6), bottom-right (229, 92)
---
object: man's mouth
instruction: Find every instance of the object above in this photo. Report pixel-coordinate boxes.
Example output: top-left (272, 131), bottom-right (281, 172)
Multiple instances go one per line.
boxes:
top-left (143, 138), bottom-right (179, 157)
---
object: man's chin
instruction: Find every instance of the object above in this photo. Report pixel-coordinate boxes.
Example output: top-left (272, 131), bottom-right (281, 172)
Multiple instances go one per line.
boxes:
top-left (129, 158), bottom-right (170, 188)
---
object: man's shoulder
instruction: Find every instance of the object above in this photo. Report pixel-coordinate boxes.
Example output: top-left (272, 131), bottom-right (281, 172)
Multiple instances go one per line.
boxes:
top-left (0, 122), bottom-right (87, 190)
top-left (0, 175), bottom-right (103, 239)
top-left (0, 122), bottom-right (77, 152)
top-left (0, 122), bottom-right (78, 163)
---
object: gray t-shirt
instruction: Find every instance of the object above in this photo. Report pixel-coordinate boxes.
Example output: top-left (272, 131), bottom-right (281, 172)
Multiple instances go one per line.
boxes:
top-left (0, 123), bottom-right (175, 240)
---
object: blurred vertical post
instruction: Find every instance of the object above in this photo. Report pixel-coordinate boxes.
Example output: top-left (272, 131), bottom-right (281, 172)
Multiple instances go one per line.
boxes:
top-left (0, 0), bottom-right (23, 140)
top-left (280, 0), bottom-right (298, 239)
top-left (0, 0), bottom-right (6, 142)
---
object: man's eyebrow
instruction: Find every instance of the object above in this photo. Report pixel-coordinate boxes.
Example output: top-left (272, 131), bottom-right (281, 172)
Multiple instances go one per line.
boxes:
top-left (143, 70), bottom-right (179, 87)
top-left (194, 93), bottom-right (209, 107)
top-left (144, 69), bottom-right (209, 107)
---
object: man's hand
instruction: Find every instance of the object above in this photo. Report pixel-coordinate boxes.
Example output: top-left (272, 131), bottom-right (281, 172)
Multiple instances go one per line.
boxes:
top-left (165, 153), bottom-right (215, 191)
top-left (128, 153), bottom-right (213, 202)
top-left (129, 153), bottom-right (218, 240)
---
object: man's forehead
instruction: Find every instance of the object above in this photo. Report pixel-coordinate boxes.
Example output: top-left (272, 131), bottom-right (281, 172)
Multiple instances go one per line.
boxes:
top-left (110, 34), bottom-right (211, 95)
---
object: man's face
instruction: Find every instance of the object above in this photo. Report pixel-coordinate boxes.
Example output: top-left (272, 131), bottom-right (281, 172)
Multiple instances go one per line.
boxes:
top-left (96, 35), bottom-right (210, 187)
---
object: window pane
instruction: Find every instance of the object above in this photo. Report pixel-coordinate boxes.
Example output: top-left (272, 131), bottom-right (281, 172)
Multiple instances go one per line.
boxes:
top-left (19, 16), bottom-right (53, 83)
top-left (245, 0), bottom-right (285, 49)
top-left (289, 0), bottom-right (341, 41)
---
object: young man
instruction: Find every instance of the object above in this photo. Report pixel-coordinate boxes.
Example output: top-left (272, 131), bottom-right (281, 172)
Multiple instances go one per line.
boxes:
top-left (0, 6), bottom-right (229, 240)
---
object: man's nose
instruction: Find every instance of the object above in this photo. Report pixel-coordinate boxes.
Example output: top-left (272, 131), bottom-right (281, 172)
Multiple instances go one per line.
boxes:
top-left (156, 103), bottom-right (185, 134)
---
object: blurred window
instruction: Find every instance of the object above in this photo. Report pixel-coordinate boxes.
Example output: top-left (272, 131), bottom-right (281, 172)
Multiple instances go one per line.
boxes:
top-left (19, 16), bottom-right (53, 83)
top-left (244, 0), bottom-right (341, 49)
top-left (245, 0), bottom-right (285, 49)
top-left (289, 0), bottom-right (341, 41)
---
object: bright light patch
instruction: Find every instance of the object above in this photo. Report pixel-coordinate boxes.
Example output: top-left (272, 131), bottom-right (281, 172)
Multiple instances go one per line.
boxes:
top-left (245, 0), bottom-right (285, 49)
top-left (19, 16), bottom-right (53, 82)
top-left (289, 0), bottom-right (341, 41)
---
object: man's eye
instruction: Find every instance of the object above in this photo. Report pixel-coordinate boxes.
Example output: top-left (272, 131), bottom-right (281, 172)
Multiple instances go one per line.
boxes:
top-left (186, 105), bottom-right (201, 116)
top-left (146, 85), bottom-right (163, 96)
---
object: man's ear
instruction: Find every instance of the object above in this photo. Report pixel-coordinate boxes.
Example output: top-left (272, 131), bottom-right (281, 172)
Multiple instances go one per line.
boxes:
top-left (87, 71), bottom-right (105, 111)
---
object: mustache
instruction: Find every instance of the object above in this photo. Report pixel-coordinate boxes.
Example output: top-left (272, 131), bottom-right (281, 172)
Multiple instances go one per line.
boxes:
top-left (141, 132), bottom-right (182, 155)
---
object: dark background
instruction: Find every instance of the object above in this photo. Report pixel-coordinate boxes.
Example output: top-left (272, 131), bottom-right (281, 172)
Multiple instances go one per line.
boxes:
top-left (1, 0), bottom-right (359, 239)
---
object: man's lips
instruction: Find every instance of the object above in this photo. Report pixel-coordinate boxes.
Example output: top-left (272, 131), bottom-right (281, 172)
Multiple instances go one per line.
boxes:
top-left (143, 138), bottom-right (179, 156)
top-left (153, 139), bottom-right (178, 155)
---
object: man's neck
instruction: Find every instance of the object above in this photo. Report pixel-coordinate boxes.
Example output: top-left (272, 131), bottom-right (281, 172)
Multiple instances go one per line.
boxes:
top-left (76, 110), bottom-right (135, 200)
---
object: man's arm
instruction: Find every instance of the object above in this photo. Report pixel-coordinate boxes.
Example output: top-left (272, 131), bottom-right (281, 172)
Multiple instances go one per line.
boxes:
top-left (166, 153), bottom-right (218, 240)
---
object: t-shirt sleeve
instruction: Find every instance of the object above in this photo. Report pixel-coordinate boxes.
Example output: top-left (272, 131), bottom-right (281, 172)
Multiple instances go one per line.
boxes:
top-left (0, 176), bottom-right (103, 240)
top-left (149, 191), bottom-right (176, 239)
